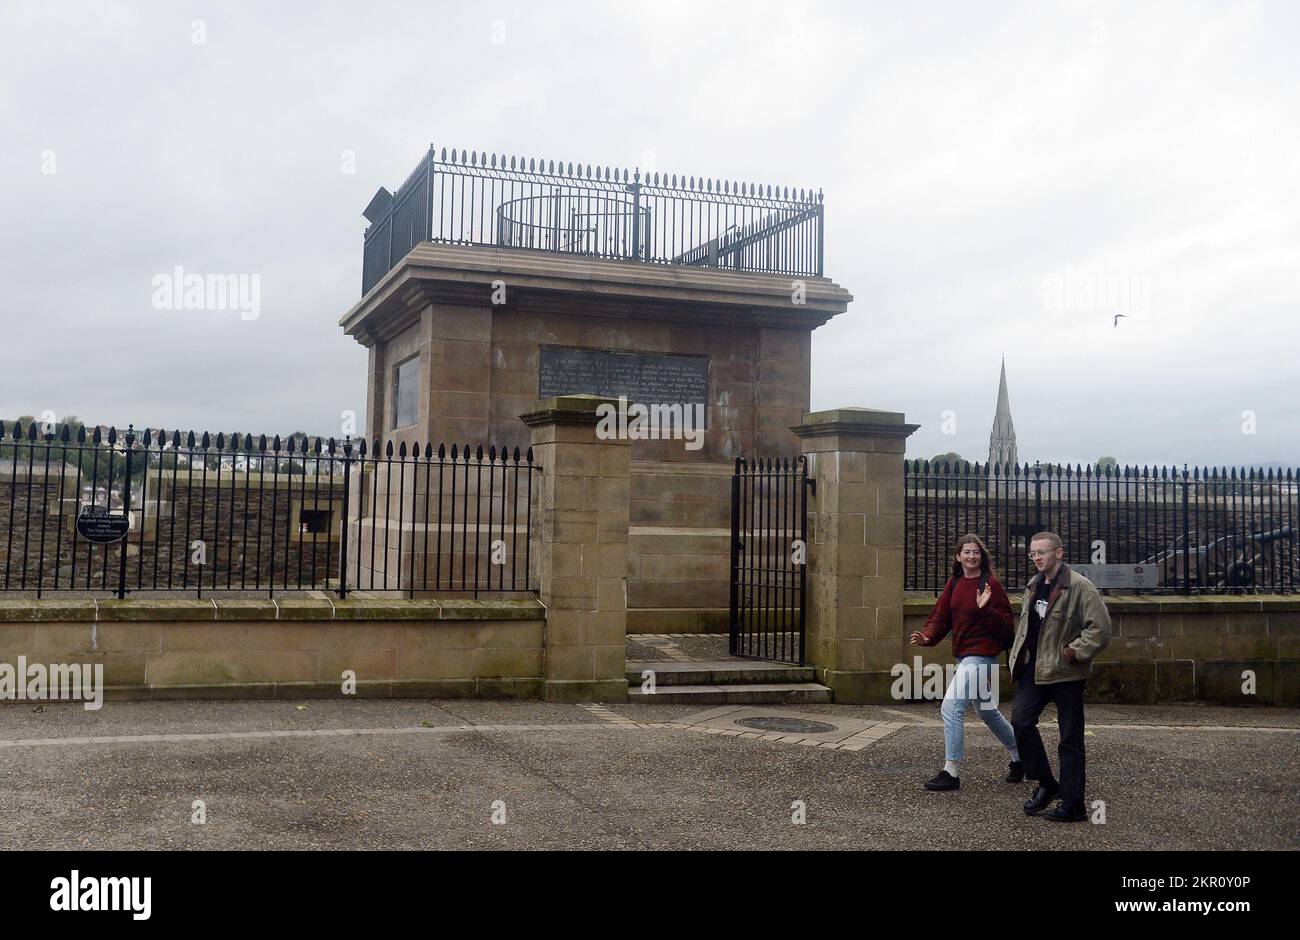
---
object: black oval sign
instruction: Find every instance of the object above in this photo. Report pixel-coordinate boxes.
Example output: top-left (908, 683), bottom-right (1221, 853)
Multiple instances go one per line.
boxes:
top-left (76, 506), bottom-right (131, 544)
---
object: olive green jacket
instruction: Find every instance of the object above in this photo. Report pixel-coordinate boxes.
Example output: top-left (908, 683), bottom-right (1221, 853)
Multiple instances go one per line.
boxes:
top-left (1009, 564), bottom-right (1112, 685)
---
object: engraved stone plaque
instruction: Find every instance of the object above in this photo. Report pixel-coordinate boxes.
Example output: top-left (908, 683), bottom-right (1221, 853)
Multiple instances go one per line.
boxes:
top-left (537, 346), bottom-right (709, 409)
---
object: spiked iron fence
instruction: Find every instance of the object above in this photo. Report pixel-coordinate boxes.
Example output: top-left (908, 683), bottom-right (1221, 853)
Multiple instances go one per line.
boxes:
top-left (905, 460), bottom-right (1299, 595)
top-left (0, 421), bottom-right (538, 599)
top-left (361, 144), bottom-right (824, 294)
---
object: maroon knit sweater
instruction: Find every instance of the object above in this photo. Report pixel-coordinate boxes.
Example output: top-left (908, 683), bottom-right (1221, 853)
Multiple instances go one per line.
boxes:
top-left (920, 573), bottom-right (1015, 657)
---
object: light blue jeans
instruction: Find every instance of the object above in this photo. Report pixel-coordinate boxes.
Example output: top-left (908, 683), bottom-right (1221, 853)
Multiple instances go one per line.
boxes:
top-left (941, 654), bottom-right (1019, 762)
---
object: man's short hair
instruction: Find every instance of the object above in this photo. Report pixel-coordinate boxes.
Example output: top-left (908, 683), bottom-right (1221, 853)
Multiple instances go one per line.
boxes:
top-left (1030, 531), bottom-right (1063, 550)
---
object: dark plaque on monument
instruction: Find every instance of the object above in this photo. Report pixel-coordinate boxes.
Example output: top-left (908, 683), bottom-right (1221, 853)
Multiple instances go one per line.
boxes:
top-left (76, 505), bottom-right (130, 544)
top-left (537, 346), bottom-right (709, 413)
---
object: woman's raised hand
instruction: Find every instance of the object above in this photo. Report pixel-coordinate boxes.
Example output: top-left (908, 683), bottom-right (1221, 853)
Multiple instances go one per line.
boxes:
top-left (975, 583), bottom-right (992, 609)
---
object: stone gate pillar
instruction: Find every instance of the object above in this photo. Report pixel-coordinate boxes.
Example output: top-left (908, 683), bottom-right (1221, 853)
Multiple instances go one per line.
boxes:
top-left (793, 408), bottom-right (919, 703)
top-left (521, 395), bottom-right (630, 703)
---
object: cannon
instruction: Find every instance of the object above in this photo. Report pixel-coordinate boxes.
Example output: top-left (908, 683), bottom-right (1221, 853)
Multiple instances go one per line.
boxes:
top-left (1143, 525), bottom-right (1295, 591)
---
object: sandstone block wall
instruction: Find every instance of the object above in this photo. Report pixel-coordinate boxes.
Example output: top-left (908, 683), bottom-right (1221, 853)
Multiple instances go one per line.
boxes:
top-left (0, 597), bottom-right (545, 700)
top-left (901, 595), bottom-right (1300, 705)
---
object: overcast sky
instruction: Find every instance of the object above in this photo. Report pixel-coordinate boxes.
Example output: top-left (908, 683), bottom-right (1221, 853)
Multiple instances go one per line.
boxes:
top-left (2, 1), bottom-right (1296, 467)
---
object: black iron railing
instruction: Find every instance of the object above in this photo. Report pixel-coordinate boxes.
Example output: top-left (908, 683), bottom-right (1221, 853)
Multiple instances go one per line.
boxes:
top-left (361, 145), bottom-right (824, 294)
top-left (905, 460), bottom-right (1299, 595)
top-left (0, 420), bottom-right (538, 599)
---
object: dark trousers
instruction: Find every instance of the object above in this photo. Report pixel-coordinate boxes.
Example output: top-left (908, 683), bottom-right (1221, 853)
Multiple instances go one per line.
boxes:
top-left (1011, 673), bottom-right (1087, 805)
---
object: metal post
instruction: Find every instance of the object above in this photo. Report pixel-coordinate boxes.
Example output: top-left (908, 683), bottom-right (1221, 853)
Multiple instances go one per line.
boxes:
top-left (338, 439), bottom-right (351, 599)
top-left (117, 426), bottom-right (135, 600)
top-left (1033, 461), bottom-right (1043, 533)
top-left (550, 191), bottom-right (562, 253)
top-left (728, 459), bottom-right (741, 656)
top-left (798, 455), bottom-right (810, 667)
top-left (425, 145), bottom-right (435, 242)
top-left (816, 191), bottom-right (824, 277)
top-left (1182, 464), bottom-right (1191, 595)
top-left (629, 170), bottom-right (642, 261)
top-left (385, 204), bottom-right (395, 277)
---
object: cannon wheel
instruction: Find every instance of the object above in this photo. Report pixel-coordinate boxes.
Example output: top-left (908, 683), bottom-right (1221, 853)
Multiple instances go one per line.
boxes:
top-left (1225, 561), bottom-right (1255, 588)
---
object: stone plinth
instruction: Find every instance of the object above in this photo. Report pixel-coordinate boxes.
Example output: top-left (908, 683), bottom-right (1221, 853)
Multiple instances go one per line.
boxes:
top-left (341, 244), bottom-right (852, 629)
top-left (793, 408), bottom-right (919, 703)
top-left (521, 395), bottom-right (631, 702)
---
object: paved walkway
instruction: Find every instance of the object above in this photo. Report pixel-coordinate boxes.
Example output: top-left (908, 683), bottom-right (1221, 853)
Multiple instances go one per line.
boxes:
top-left (627, 632), bottom-right (805, 663)
top-left (0, 698), bottom-right (1294, 850)
top-left (627, 633), bottom-right (742, 663)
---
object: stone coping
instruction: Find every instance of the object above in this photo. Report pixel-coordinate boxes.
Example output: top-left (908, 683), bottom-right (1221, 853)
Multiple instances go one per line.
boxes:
top-left (800, 407), bottom-right (909, 426)
top-left (791, 407), bottom-right (920, 441)
top-left (520, 394), bottom-right (621, 428)
top-left (904, 595), bottom-right (1300, 615)
top-left (340, 243), bottom-right (853, 346)
top-left (0, 596), bottom-right (545, 623)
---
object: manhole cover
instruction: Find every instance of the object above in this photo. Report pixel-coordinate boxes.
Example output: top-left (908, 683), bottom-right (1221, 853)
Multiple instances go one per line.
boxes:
top-left (734, 716), bottom-right (838, 734)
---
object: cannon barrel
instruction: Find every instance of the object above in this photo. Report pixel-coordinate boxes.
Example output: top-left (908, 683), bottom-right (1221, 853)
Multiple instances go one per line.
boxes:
top-left (1250, 525), bottom-right (1294, 544)
top-left (1182, 525), bottom-right (1294, 556)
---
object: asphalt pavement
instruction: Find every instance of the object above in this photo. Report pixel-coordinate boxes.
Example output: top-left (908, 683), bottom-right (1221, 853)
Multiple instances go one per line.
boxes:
top-left (0, 698), bottom-right (1295, 850)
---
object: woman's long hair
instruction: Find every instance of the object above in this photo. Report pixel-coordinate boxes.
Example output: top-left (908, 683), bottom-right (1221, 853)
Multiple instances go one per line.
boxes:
top-left (949, 533), bottom-right (997, 582)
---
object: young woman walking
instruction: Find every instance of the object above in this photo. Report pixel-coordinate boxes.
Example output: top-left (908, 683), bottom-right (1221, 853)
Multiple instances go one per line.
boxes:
top-left (909, 534), bottom-right (1022, 791)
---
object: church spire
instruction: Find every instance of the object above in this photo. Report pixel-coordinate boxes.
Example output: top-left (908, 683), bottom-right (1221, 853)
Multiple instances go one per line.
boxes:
top-left (989, 356), bottom-right (1017, 470)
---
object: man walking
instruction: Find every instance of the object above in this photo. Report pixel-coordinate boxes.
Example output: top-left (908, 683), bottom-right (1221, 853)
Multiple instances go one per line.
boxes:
top-left (1009, 532), bottom-right (1111, 822)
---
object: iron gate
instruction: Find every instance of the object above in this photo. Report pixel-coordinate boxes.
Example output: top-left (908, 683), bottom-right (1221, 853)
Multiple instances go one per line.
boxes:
top-left (729, 456), bottom-right (810, 664)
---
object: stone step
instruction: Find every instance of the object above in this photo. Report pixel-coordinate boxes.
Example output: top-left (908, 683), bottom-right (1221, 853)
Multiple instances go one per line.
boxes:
top-left (625, 660), bottom-right (815, 686)
top-left (626, 682), bottom-right (833, 705)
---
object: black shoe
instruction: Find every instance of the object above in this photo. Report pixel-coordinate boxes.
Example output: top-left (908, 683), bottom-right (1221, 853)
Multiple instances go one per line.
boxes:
top-left (1006, 760), bottom-right (1024, 784)
top-left (924, 770), bottom-right (960, 791)
top-left (1023, 781), bottom-right (1059, 815)
top-left (1043, 800), bottom-right (1088, 822)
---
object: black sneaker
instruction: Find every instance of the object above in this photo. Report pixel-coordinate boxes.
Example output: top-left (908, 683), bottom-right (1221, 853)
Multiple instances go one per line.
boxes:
top-left (1006, 760), bottom-right (1024, 784)
top-left (1043, 800), bottom-right (1088, 823)
top-left (1023, 781), bottom-right (1059, 815)
top-left (924, 770), bottom-right (960, 791)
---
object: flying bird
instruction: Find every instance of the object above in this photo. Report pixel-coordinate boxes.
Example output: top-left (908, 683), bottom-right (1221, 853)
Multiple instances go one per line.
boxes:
top-left (1113, 314), bottom-right (1128, 327)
